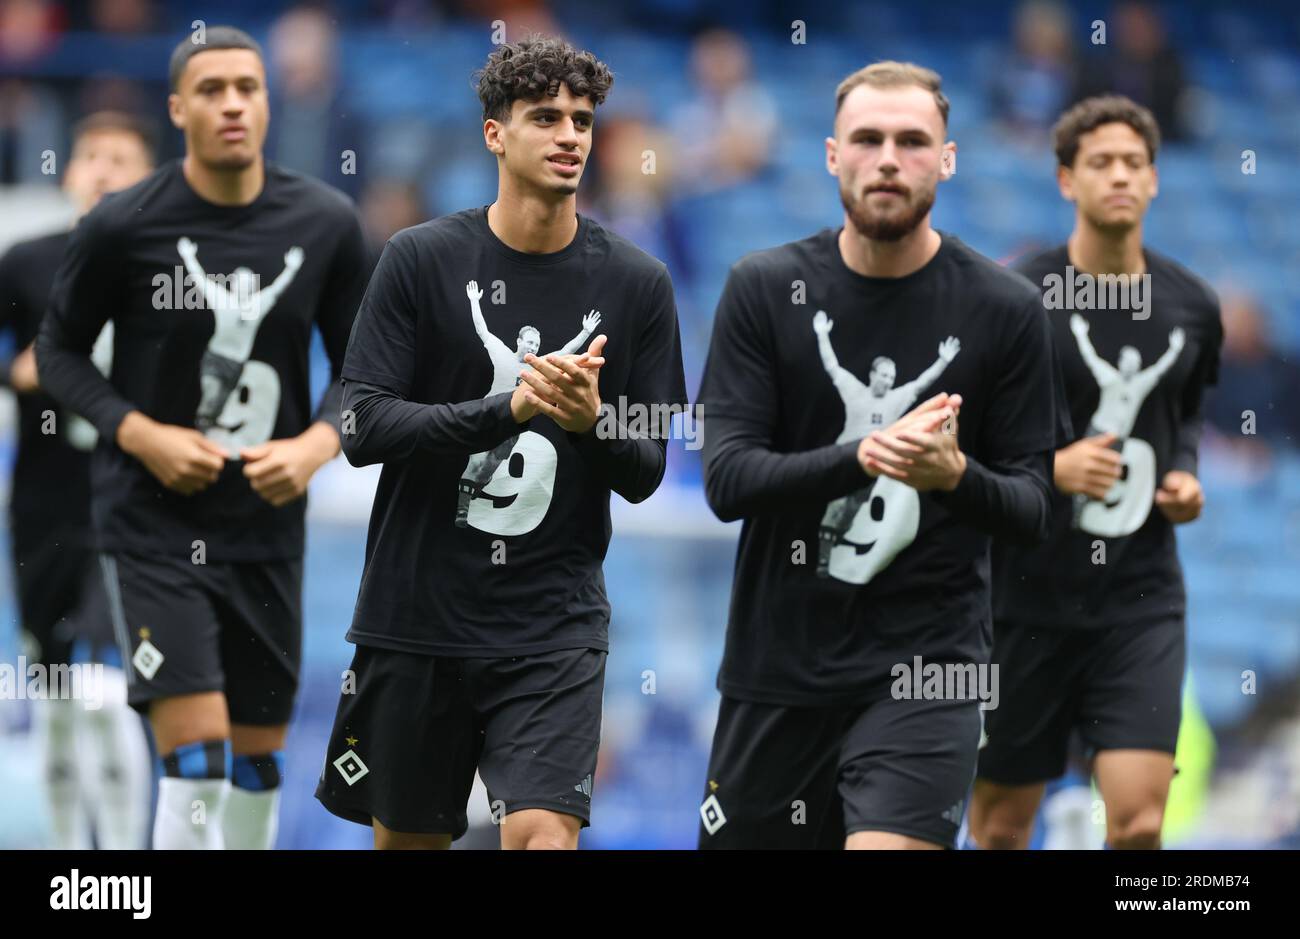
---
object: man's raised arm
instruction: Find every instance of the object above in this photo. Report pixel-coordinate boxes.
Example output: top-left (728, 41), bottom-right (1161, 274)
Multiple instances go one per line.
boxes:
top-left (554, 309), bottom-right (602, 356)
top-left (1069, 314), bottom-right (1117, 384)
top-left (897, 335), bottom-right (961, 404)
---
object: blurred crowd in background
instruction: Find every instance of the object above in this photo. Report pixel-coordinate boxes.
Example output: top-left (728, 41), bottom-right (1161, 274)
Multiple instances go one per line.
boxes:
top-left (1, 0), bottom-right (1298, 848)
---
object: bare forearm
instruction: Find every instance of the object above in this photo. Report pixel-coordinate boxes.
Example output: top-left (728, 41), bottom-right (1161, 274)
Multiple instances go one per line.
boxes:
top-left (298, 420), bottom-right (342, 465)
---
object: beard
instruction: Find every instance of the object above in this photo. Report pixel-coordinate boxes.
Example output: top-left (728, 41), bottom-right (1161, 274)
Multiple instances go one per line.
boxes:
top-left (841, 181), bottom-right (936, 242)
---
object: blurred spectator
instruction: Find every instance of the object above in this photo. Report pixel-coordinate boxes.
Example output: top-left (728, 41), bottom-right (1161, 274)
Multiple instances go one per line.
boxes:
top-left (0, 80), bottom-right (66, 185)
top-left (359, 176), bottom-right (427, 255)
top-left (0, 0), bottom-right (63, 63)
top-left (267, 4), bottom-right (363, 196)
top-left (1076, 1), bottom-right (1191, 141)
top-left (1203, 290), bottom-right (1300, 453)
top-left (457, 0), bottom-right (560, 38)
top-left (584, 115), bottom-right (693, 287)
top-left (369, 1), bottom-right (445, 29)
top-left (68, 3), bottom-right (165, 164)
top-left (0, 0), bottom-right (68, 184)
top-left (87, 0), bottom-right (155, 34)
top-left (991, 0), bottom-right (1080, 139)
top-left (669, 28), bottom-right (776, 194)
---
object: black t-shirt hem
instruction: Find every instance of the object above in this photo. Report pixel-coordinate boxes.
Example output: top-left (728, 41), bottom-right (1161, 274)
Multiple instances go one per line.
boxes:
top-left (346, 628), bottom-right (609, 658)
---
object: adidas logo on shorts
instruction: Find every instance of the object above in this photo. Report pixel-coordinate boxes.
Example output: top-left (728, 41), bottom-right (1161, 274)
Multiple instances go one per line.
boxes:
top-left (574, 773), bottom-right (593, 797)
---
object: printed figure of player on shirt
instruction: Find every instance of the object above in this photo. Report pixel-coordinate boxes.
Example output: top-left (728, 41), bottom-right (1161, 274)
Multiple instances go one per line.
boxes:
top-left (456, 279), bottom-right (601, 528)
top-left (178, 236), bottom-right (304, 435)
top-left (812, 309), bottom-right (960, 579)
top-left (1069, 313), bottom-right (1184, 532)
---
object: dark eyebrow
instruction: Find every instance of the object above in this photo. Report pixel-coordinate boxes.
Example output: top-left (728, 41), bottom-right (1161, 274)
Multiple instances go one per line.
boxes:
top-left (847, 125), bottom-right (933, 141)
top-left (194, 74), bottom-right (260, 89)
top-left (525, 105), bottom-right (594, 122)
top-left (1086, 149), bottom-right (1146, 160)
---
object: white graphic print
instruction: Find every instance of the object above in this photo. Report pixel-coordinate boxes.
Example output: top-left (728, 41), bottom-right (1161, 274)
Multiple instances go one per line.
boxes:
top-left (66, 321), bottom-right (114, 451)
top-left (1069, 314), bottom-right (1184, 537)
top-left (456, 280), bottom-right (601, 535)
top-left (811, 310), bottom-right (960, 584)
top-left (177, 237), bottom-right (304, 450)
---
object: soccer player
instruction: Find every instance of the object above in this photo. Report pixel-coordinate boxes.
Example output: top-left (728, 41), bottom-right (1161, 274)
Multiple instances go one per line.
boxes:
top-left (696, 61), bottom-right (1066, 850)
top-left (971, 96), bottom-right (1222, 850)
top-left (1, 111), bottom-right (155, 848)
top-left (314, 35), bottom-right (687, 850)
top-left (36, 27), bottom-right (371, 849)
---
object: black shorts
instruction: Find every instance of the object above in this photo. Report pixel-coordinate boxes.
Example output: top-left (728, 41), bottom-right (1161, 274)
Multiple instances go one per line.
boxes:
top-left (315, 644), bottom-right (606, 841)
top-left (14, 536), bottom-right (114, 668)
top-left (698, 693), bottom-right (982, 849)
top-left (977, 617), bottom-right (1185, 787)
top-left (99, 551), bottom-right (303, 724)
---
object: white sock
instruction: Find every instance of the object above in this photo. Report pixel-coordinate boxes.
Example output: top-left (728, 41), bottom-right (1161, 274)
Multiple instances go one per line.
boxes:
top-left (38, 697), bottom-right (90, 849)
top-left (78, 667), bottom-right (151, 849)
top-left (153, 777), bottom-right (229, 850)
top-left (222, 787), bottom-right (281, 850)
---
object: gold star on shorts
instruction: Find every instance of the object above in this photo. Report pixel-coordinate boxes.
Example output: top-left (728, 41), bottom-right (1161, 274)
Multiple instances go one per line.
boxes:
top-left (345, 735), bottom-right (358, 747)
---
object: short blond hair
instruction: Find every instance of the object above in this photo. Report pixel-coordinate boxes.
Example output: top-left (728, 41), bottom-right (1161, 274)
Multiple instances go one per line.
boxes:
top-left (834, 61), bottom-right (949, 127)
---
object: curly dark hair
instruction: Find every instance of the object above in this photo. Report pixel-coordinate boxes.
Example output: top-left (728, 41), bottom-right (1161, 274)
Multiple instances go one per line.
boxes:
top-left (474, 35), bottom-right (613, 123)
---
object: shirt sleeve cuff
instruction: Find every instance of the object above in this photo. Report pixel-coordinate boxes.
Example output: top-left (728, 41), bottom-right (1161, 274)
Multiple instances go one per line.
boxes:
top-left (492, 391), bottom-right (524, 430)
top-left (930, 453), bottom-right (987, 514)
top-left (98, 399), bottom-right (137, 447)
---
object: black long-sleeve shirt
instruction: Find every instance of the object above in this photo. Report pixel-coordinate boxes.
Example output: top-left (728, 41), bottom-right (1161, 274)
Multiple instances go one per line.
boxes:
top-left (36, 160), bottom-right (369, 562)
top-left (703, 414), bottom-right (1053, 543)
top-left (993, 244), bottom-right (1223, 631)
top-left (699, 230), bottom-right (1065, 706)
top-left (337, 209), bottom-right (688, 657)
top-left (340, 380), bottom-right (668, 504)
top-left (568, 408), bottom-right (669, 505)
top-left (341, 382), bottom-right (521, 463)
